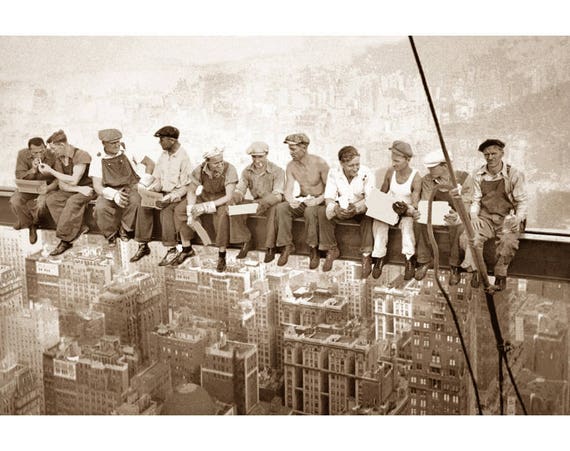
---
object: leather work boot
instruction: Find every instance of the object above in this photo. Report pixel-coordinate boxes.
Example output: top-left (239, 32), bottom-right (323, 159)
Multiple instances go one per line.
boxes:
top-left (494, 275), bottom-right (507, 291)
top-left (130, 243), bottom-right (151, 262)
top-left (449, 266), bottom-right (462, 286)
top-left (414, 262), bottom-right (431, 281)
top-left (49, 240), bottom-right (73, 256)
top-left (158, 247), bottom-right (178, 266)
top-left (171, 247), bottom-right (196, 267)
top-left (216, 255), bottom-right (227, 272)
top-left (264, 248), bottom-right (276, 263)
top-left (361, 255), bottom-right (373, 279)
top-left (309, 247), bottom-right (320, 270)
top-left (404, 257), bottom-right (416, 281)
top-left (277, 244), bottom-right (295, 267)
top-left (322, 247), bottom-right (340, 272)
top-left (29, 225), bottom-right (38, 245)
top-left (237, 240), bottom-right (253, 259)
top-left (119, 226), bottom-right (132, 242)
top-left (372, 257), bottom-right (384, 279)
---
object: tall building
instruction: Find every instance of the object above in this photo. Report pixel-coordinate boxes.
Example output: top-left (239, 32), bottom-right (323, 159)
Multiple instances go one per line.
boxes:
top-left (26, 247), bottom-right (113, 311)
top-left (43, 336), bottom-right (131, 415)
top-left (283, 325), bottom-right (378, 415)
top-left (408, 271), bottom-right (469, 415)
top-left (93, 272), bottom-right (164, 361)
top-left (58, 309), bottom-right (105, 346)
top-left (1, 302), bottom-right (60, 412)
top-left (201, 336), bottom-right (259, 415)
top-left (149, 310), bottom-right (222, 385)
top-left (0, 363), bottom-right (42, 415)
top-left (0, 265), bottom-right (24, 310)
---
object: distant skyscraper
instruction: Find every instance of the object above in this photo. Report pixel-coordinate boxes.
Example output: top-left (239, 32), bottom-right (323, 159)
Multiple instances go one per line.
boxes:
top-left (0, 363), bottom-right (42, 415)
top-left (0, 265), bottom-right (23, 310)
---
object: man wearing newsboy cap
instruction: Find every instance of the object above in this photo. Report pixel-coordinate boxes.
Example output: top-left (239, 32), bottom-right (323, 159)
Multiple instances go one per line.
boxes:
top-left (89, 128), bottom-right (143, 246)
top-left (130, 125), bottom-right (194, 266)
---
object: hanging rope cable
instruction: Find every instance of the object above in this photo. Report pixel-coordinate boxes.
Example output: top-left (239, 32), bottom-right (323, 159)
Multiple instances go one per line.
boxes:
top-left (426, 184), bottom-right (482, 414)
top-left (408, 35), bottom-right (528, 415)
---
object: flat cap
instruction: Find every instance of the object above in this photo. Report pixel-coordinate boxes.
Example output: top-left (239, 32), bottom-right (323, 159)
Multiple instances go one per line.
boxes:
top-left (98, 128), bottom-right (122, 142)
top-left (423, 149), bottom-right (452, 168)
top-left (283, 133), bottom-right (310, 145)
top-left (389, 140), bottom-right (413, 158)
top-left (154, 126), bottom-right (179, 139)
top-left (203, 147), bottom-right (224, 160)
top-left (46, 129), bottom-right (67, 144)
top-left (246, 141), bottom-right (269, 155)
top-left (478, 139), bottom-right (505, 152)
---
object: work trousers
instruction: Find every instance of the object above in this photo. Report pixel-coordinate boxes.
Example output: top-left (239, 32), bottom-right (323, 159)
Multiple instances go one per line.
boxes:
top-left (135, 201), bottom-right (181, 247)
top-left (372, 217), bottom-right (415, 260)
top-left (275, 201), bottom-right (319, 248)
top-left (317, 206), bottom-right (373, 254)
top-left (10, 191), bottom-right (49, 229)
top-left (46, 190), bottom-right (95, 242)
top-left (461, 216), bottom-right (520, 277)
top-left (229, 202), bottom-right (278, 249)
top-left (415, 223), bottom-right (464, 267)
top-left (94, 188), bottom-right (141, 239)
top-left (174, 198), bottom-right (230, 248)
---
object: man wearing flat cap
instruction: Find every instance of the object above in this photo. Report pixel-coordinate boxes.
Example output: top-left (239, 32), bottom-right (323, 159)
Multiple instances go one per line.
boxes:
top-left (228, 141), bottom-right (285, 262)
top-left (130, 125), bottom-right (194, 266)
top-left (413, 149), bottom-right (473, 285)
top-left (461, 139), bottom-right (527, 291)
top-left (89, 128), bottom-right (143, 246)
top-left (173, 147), bottom-right (239, 271)
top-left (10, 137), bottom-right (58, 244)
top-left (275, 132), bottom-right (329, 268)
top-left (40, 130), bottom-right (95, 256)
top-left (371, 140), bottom-right (422, 280)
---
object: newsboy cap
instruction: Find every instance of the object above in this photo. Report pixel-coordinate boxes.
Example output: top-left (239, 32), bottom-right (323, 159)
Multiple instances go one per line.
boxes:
top-left (389, 140), bottom-right (413, 158)
top-left (246, 141), bottom-right (269, 155)
top-left (98, 128), bottom-right (122, 142)
top-left (283, 133), bottom-right (310, 145)
top-left (478, 139), bottom-right (505, 152)
top-left (46, 129), bottom-right (67, 144)
top-left (203, 147), bottom-right (224, 160)
top-left (154, 126), bottom-right (179, 139)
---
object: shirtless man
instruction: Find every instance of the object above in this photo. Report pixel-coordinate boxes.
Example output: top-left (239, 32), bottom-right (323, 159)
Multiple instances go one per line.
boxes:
top-left (275, 133), bottom-right (329, 268)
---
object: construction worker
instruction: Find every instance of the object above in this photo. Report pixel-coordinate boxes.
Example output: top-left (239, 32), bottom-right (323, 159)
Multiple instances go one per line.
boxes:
top-left (10, 137), bottom-right (58, 244)
top-left (413, 149), bottom-right (473, 285)
top-left (371, 141), bottom-right (422, 280)
top-left (130, 126), bottom-right (193, 266)
top-left (228, 141), bottom-right (285, 262)
top-left (462, 139), bottom-right (528, 291)
top-left (274, 133), bottom-right (329, 268)
top-left (173, 147), bottom-right (238, 271)
top-left (317, 145), bottom-right (374, 276)
top-left (90, 129), bottom-right (142, 246)
top-left (41, 130), bottom-right (94, 256)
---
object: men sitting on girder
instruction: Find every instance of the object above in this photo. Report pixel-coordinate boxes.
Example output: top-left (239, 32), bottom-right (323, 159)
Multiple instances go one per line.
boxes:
top-left (89, 129), bottom-right (142, 247)
top-left (10, 137), bottom-right (58, 244)
top-left (371, 141), bottom-right (422, 280)
top-left (461, 139), bottom-right (528, 291)
top-left (41, 130), bottom-right (95, 256)
top-left (413, 149), bottom-right (473, 285)
top-left (130, 126), bottom-right (194, 266)
top-left (317, 145), bottom-right (374, 276)
top-left (227, 141), bottom-right (285, 262)
top-left (274, 133), bottom-right (329, 268)
top-left (173, 147), bottom-right (238, 271)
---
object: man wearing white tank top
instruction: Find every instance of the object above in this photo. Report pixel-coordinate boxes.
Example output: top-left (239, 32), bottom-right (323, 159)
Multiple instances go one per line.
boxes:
top-left (371, 141), bottom-right (422, 280)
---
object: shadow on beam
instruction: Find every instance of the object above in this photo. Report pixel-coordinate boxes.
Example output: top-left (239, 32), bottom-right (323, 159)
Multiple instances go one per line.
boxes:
top-left (0, 188), bottom-right (568, 282)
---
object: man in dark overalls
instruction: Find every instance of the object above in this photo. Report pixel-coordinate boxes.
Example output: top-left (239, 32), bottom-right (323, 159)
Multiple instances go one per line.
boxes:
top-left (10, 137), bottom-right (58, 244)
top-left (173, 147), bottom-right (238, 271)
top-left (41, 130), bottom-right (94, 256)
top-left (462, 139), bottom-right (527, 291)
top-left (414, 149), bottom-right (473, 285)
top-left (90, 129), bottom-right (142, 246)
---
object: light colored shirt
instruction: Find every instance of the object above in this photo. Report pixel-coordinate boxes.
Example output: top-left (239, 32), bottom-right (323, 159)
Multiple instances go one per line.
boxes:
top-left (152, 146), bottom-right (193, 199)
top-left (235, 161), bottom-right (285, 199)
top-left (471, 162), bottom-right (527, 220)
top-left (324, 165), bottom-right (374, 211)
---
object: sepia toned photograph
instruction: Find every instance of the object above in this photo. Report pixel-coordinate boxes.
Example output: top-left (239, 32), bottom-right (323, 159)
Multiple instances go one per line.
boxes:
top-left (0, 7), bottom-right (569, 442)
